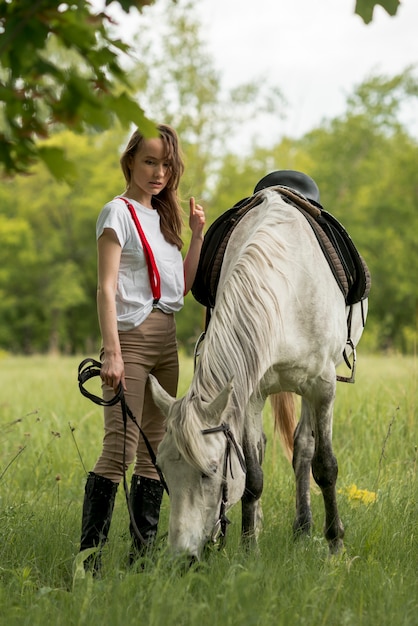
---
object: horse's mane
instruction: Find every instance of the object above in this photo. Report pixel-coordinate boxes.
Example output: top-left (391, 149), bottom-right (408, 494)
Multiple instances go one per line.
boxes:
top-left (169, 191), bottom-right (299, 473)
top-left (196, 192), bottom-right (297, 405)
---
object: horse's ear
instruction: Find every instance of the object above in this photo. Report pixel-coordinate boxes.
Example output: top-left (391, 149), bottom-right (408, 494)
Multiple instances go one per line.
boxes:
top-left (204, 380), bottom-right (233, 424)
top-left (148, 374), bottom-right (175, 417)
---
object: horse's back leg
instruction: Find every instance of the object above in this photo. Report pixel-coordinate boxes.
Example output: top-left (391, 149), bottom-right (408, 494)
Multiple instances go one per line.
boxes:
top-left (292, 398), bottom-right (314, 536)
top-left (310, 378), bottom-right (344, 553)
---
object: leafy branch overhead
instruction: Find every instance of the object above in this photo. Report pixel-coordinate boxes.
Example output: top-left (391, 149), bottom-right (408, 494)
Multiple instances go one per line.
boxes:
top-left (0, 0), bottom-right (401, 179)
top-left (0, 0), bottom-right (158, 179)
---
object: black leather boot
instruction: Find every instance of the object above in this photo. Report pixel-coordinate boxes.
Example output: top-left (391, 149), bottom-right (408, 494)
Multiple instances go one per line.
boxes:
top-left (129, 475), bottom-right (164, 563)
top-left (80, 472), bottom-right (118, 575)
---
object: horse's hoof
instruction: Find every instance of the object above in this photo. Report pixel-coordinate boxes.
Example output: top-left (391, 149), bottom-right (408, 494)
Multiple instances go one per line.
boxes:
top-left (292, 516), bottom-right (313, 538)
top-left (241, 533), bottom-right (259, 553)
top-left (328, 537), bottom-right (344, 555)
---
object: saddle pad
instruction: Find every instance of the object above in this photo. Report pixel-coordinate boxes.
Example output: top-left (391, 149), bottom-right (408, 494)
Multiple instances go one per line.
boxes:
top-left (191, 189), bottom-right (371, 310)
top-left (299, 207), bottom-right (371, 305)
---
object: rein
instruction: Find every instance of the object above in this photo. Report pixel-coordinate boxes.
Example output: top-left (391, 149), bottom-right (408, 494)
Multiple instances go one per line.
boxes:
top-left (77, 358), bottom-right (169, 547)
top-left (201, 422), bottom-right (246, 545)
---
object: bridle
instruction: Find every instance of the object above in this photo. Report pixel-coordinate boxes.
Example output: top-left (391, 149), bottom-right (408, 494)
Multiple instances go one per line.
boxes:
top-left (201, 422), bottom-right (246, 545)
top-left (77, 358), bottom-right (169, 547)
top-left (195, 335), bottom-right (247, 545)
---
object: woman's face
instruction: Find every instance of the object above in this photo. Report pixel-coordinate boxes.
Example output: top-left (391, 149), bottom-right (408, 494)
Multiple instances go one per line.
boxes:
top-left (128, 137), bottom-right (171, 206)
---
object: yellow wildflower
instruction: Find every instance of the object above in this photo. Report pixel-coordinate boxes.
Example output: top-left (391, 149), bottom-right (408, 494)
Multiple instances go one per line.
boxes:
top-left (338, 483), bottom-right (377, 505)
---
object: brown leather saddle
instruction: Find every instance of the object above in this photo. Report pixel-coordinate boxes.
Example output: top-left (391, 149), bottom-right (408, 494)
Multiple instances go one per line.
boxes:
top-left (192, 187), bottom-right (371, 315)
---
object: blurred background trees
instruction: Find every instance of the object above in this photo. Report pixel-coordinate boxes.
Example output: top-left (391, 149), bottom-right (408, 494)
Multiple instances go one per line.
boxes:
top-left (0, 0), bottom-right (416, 355)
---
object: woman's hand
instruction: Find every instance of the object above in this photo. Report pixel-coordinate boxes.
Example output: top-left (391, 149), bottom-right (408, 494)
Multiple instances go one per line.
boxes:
top-left (189, 197), bottom-right (205, 240)
top-left (100, 353), bottom-right (126, 393)
top-left (183, 197), bottom-right (206, 294)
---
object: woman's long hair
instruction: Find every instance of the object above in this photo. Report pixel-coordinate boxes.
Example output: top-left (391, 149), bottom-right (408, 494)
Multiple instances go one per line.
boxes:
top-left (120, 124), bottom-right (185, 249)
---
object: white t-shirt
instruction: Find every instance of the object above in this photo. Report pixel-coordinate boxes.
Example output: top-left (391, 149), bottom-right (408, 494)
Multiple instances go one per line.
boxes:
top-left (96, 196), bottom-right (184, 330)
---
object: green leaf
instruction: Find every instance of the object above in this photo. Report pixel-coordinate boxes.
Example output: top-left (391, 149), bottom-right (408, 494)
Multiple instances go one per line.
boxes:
top-left (355, 0), bottom-right (400, 24)
top-left (37, 146), bottom-right (77, 182)
top-left (109, 92), bottom-right (157, 135)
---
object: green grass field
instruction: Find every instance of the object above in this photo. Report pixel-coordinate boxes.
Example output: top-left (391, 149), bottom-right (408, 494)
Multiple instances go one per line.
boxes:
top-left (1, 353), bottom-right (417, 626)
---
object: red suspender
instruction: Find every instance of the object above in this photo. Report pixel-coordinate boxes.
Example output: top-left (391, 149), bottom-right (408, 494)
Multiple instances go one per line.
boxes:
top-left (118, 197), bottom-right (161, 304)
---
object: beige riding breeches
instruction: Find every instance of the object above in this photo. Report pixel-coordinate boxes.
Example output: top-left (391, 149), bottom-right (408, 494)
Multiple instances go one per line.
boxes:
top-left (93, 309), bottom-right (178, 482)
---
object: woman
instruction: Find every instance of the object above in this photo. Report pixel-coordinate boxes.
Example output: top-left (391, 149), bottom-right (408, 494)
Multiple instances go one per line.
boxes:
top-left (80, 124), bottom-right (205, 571)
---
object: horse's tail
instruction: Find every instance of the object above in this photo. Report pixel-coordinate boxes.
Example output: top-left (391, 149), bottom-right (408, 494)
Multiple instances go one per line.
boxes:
top-left (270, 392), bottom-right (297, 462)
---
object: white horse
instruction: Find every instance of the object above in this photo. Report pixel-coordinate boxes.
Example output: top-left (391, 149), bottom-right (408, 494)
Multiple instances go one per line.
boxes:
top-left (150, 188), bottom-right (368, 560)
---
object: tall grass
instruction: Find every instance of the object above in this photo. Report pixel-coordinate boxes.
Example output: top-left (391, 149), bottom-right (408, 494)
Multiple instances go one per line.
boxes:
top-left (0, 353), bottom-right (417, 625)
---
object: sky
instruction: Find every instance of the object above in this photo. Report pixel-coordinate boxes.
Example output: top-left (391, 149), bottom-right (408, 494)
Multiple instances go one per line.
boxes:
top-left (195, 0), bottom-right (417, 140)
top-left (104, 0), bottom-right (417, 146)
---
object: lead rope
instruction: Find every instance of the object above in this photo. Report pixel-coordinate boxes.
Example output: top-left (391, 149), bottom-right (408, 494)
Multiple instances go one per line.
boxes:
top-left (78, 358), bottom-right (169, 547)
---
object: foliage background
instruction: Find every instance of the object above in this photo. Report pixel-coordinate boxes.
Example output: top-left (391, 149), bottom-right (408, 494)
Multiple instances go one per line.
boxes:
top-left (0, 0), bottom-right (417, 356)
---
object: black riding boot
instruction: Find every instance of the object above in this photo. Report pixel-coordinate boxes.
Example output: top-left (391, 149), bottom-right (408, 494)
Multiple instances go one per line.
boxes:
top-left (80, 472), bottom-right (118, 575)
top-left (129, 475), bottom-right (164, 563)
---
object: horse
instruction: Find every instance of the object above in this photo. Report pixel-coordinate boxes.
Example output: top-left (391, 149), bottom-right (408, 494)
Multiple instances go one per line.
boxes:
top-left (150, 187), bottom-right (368, 560)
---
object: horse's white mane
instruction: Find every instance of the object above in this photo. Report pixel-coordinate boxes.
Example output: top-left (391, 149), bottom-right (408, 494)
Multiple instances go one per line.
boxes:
top-left (169, 192), bottom-right (300, 472)
top-left (195, 192), bottom-right (297, 407)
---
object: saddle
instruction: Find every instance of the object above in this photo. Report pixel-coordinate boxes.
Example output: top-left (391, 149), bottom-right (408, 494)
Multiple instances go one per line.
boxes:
top-left (191, 187), bottom-right (371, 312)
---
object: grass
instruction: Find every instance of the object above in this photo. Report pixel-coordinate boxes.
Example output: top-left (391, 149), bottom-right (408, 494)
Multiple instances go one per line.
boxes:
top-left (0, 353), bottom-right (417, 625)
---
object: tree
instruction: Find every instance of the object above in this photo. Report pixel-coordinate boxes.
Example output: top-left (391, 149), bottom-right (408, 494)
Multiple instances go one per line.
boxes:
top-left (0, 0), bottom-right (284, 353)
top-left (0, 0), bottom-right (400, 179)
top-left (206, 68), bottom-right (418, 353)
top-left (0, 0), bottom-right (158, 179)
top-left (298, 69), bottom-right (418, 352)
top-left (0, 128), bottom-right (124, 353)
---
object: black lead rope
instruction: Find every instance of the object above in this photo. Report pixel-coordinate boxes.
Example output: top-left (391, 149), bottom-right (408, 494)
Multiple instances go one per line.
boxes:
top-left (77, 358), bottom-right (169, 547)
